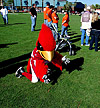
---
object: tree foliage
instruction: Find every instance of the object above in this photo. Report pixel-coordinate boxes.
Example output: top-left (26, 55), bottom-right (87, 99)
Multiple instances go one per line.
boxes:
top-left (3, 0), bottom-right (14, 6)
top-left (63, 0), bottom-right (73, 11)
top-left (91, 4), bottom-right (100, 9)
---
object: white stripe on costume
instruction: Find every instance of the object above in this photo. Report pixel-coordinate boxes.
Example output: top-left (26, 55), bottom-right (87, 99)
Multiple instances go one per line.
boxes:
top-left (31, 51), bottom-right (34, 58)
top-left (30, 59), bottom-right (38, 83)
top-left (34, 60), bottom-right (36, 66)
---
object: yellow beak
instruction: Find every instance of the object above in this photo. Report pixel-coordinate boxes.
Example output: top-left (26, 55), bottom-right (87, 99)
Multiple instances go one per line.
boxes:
top-left (38, 50), bottom-right (54, 62)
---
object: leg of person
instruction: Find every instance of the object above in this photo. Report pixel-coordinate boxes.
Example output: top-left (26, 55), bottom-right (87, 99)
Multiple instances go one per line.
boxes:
top-left (65, 27), bottom-right (69, 37)
top-left (31, 16), bottom-right (35, 31)
top-left (15, 67), bottom-right (25, 78)
top-left (16, 60), bottom-right (38, 82)
top-left (44, 19), bottom-right (47, 25)
top-left (61, 25), bottom-right (65, 37)
top-left (89, 30), bottom-right (95, 50)
top-left (46, 20), bottom-right (49, 27)
top-left (53, 23), bottom-right (58, 31)
top-left (52, 30), bottom-right (55, 40)
top-left (95, 31), bottom-right (99, 51)
top-left (48, 21), bottom-right (50, 27)
top-left (3, 17), bottom-right (6, 25)
top-left (46, 19), bottom-right (48, 26)
top-left (6, 15), bottom-right (8, 24)
top-left (34, 17), bottom-right (36, 29)
top-left (85, 31), bottom-right (90, 46)
top-left (48, 21), bottom-right (52, 28)
top-left (15, 62), bottom-right (32, 80)
top-left (81, 29), bottom-right (86, 46)
top-left (7, 15), bottom-right (8, 24)
top-left (89, 35), bottom-right (95, 50)
top-left (22, 72), bottom-right (32, 81)
top-left (44, 19), bottom-right (46, 24)
top-left (53, 23), bottom-right (58, 40)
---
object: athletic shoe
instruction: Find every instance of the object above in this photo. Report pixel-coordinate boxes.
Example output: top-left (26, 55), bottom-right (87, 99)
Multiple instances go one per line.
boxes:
top-left (85, 44), bottom-right (90, 46)
top-left (15, 67), bottom-right (25, 78)
top-left (81, 44), bottom-right (83, 46)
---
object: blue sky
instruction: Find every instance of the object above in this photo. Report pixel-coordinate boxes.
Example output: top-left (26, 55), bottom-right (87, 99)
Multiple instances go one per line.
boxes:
top-left (68, 0), bottom-right (100, 5)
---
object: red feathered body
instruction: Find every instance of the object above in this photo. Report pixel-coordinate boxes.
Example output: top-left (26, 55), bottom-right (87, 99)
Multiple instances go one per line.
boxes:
top-left (26, 47), bottom-right (63, 82)
top-left (22, 24), bottom-right (63, 83)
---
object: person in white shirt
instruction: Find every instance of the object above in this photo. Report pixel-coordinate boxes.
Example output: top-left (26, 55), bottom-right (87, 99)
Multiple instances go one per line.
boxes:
top-left (1, 6), bottom-right (8, 25)
top-left (80, 6), bottom-right (92, 46)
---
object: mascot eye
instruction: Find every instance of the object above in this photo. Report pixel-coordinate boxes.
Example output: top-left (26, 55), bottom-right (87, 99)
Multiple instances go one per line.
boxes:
top-left (37, 42), bottom-right (43, 51)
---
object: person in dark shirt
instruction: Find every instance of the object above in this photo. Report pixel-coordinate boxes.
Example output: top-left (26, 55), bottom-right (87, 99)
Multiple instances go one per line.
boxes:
top-left (89, 13), bottom-right (100, 51)
top-left (30, 4), bottom-right (37, 31)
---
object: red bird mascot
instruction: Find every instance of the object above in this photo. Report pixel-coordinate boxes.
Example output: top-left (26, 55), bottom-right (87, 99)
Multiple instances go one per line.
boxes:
top-left (15, 24), bottom-right (70, 84)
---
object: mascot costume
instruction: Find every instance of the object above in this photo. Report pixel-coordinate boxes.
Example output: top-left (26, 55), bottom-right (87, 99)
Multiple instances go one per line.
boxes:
top-left (15, 24), bottom-right (70, 84)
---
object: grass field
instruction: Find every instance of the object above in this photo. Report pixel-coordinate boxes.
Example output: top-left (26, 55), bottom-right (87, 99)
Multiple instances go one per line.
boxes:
top-left (0, 13), bottom-right (100, 108)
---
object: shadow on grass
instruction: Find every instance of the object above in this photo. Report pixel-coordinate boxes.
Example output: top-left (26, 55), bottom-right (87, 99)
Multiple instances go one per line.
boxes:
top-left (0, 24), bottom-right (6, 27)
top-left (70, 35), bottom-right (81, 39)
top-left (63, 57), bottom-right (84, 74)
top-left (47, 63), bottom-right (62, 85)
top-left (68, 31), bottom-right (78, 36)
top-left (0, 42), bottom-right (18, 48)
top-left (70, 35), bottom-right (81, 43)
top-left (58, 30), bottom-right (61, 32)
top-left (0, 52), bottom-right (31, 78)
top-left (8, 23), bottom-right (26, 25)
top-left (48, 57), bottom-right (84, 85)
top-left (35, 29), bottom-right (41, 31)
top-left (58, 30), bottom-right (78, 36)
top-left (0, 54), bottom-right (84, 85)
top-left (0, 23), bottom-right (26, 27)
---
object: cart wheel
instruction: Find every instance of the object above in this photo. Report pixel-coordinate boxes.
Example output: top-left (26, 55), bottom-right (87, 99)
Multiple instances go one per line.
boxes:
top-left (72, 50), bottom-right (75, 55)
top-left (69, 50), bottom-right (74, 55)
top-left (69, 51), bottom-right (72, 55)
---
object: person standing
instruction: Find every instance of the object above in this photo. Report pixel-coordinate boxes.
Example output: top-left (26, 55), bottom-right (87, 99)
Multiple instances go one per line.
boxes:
top-left (1, 6), bottom-right (8, 25)
top-left (52, 8), bottom-right (59, 40)
top-left (61, 10), bottom-right (70, 38)
top-left (89, 13), bottom-right (100, 51)
top-left (30, 4), bottom-right (37, 31)
top-left (47, 5), bottom-right (54, 28)
top-left (43, 3), bottom-right (50, 26)
top-left (80, 6), bottom-right (92, 46)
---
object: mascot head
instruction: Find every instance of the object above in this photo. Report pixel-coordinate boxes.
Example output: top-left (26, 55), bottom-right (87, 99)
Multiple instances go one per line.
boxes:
top-left (36, 24), bottom-right (56, 61)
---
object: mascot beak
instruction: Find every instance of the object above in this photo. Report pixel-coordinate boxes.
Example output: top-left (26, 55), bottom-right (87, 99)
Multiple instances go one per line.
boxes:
top-left (38, 50), bottom-right (54, 62)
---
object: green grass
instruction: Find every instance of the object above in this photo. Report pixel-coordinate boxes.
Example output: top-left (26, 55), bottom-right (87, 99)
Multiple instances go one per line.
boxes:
top-left (0, 13), bottom-right (100, 108)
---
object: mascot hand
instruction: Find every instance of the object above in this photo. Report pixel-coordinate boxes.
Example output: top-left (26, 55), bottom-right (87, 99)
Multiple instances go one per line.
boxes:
top-left (42, 75), bottom-right (51, 84)
top-left (47, 68), bottom-right (52, 75)
top-left (62, 55), bottom-right (70, 65)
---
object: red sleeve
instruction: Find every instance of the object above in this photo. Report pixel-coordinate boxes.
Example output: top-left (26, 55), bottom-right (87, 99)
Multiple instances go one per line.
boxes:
top-left (52, 51), bottom-right (63, 71)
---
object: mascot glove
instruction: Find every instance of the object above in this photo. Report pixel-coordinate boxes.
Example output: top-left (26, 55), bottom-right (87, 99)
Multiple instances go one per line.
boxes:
top-left (47, 68), bottom-right (52, 74)
top-left (62, 55), bottom-right (70, 65)
top-left (44, 79), bottom-right (51, 84)
top-left (42, 75), bottom-right (51, 84)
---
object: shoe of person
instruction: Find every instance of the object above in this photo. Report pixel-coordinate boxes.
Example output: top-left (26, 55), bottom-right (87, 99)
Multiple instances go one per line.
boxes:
top-left (15, 67), bottom-right (25, 78)
top-left (95, 50), bottom-right (100, 52)
top-left (81, 44), bottom-right (83, 46)
top-left (89, 47), bottom-right (93, 50)
top-left (85, 44), bottom-right (90, 46)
